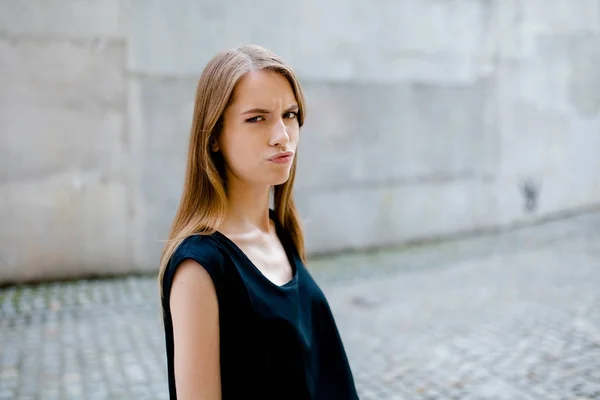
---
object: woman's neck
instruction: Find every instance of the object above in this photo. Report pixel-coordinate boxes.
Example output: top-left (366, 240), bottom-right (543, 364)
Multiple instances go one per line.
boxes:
top-left (219, 178), bottom-right (272, 235)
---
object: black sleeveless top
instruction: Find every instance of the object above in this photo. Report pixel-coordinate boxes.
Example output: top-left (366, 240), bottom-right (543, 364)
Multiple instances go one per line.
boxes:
top-left (161, 211), bottom-right (359, 399)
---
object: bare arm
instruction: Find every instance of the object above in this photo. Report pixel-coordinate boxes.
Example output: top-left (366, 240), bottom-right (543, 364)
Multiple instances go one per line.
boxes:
top-left (170, 259), bottom-right (221, 399)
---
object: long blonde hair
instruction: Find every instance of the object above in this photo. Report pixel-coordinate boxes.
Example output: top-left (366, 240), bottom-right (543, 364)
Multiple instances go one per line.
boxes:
top-left (158, 44), bottom-right (306, 295)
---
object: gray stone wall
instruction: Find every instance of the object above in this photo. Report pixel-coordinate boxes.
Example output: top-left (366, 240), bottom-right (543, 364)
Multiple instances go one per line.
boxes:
top-left (1, 0), bottom-right (599, 283)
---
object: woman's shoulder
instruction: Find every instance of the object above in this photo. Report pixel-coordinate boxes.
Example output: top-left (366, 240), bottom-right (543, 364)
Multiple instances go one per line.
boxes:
top-left (163, 234), bottom-right (227, 291)
top-left (172, 234), bottom-right (224, 265)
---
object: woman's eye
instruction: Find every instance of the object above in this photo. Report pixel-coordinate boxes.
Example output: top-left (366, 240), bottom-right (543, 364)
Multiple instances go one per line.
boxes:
top-left (246, 116), bottom-right (264, 123)
top-left (284, 111), bottom-right (297, 119)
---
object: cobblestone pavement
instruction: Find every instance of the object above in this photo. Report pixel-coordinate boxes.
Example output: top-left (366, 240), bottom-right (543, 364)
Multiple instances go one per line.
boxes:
top-left (1, 211), bottom-right (599, 399)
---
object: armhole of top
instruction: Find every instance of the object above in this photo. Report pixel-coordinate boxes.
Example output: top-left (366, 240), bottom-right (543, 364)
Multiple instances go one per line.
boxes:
top-left (162, 236), bottom-right (224, 311)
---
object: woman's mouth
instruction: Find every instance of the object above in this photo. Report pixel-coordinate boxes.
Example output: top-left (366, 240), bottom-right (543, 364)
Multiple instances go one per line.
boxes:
top-left (268, 151), bottom-right (294, 164)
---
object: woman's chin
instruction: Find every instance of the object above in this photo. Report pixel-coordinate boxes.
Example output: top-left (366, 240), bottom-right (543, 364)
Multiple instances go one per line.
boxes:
top-left (268, 171), bottom-right (291, 186)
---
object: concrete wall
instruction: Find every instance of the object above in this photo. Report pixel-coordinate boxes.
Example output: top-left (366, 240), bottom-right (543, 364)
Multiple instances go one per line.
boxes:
top-left (1, 0), bottom-right (599, 283)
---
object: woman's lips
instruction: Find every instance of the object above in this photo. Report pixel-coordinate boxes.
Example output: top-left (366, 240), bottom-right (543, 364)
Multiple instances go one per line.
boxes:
top-left (268, 151), bottom-right (294, 164)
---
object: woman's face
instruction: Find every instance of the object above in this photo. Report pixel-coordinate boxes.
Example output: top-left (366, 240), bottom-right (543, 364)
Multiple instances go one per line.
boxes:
top-left (215, 69), bottom-right (300, 188)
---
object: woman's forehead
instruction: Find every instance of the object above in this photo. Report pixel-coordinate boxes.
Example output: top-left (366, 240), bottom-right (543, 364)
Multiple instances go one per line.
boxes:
top-left (229, 70), bottom-right (297, 108)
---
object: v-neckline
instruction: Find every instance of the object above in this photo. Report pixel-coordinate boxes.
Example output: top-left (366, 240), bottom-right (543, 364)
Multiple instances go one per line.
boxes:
top-left (214, 211), bottom-right (298, 290)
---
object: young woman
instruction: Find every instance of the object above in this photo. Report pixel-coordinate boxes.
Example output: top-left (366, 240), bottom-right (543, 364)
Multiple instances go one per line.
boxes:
top-left (159, 44), bottom-right (359, 400)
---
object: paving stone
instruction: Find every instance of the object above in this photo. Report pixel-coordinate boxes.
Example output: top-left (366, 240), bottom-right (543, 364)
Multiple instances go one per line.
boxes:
top-left (0, 211), bottom-right (599, 398)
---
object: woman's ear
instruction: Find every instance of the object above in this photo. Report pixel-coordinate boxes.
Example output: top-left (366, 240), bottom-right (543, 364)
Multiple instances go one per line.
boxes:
top-left (210, 139), bottom-right (219, 152)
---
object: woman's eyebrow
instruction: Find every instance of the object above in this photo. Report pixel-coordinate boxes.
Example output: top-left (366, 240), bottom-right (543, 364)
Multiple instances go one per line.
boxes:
top-left (240, 104), bottom-right (298, 116)
top-left (241, 108), bottom-right (272, 116)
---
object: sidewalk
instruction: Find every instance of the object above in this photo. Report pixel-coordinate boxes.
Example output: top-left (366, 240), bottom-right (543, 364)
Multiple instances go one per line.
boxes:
top-left (1, 211), bottom-right (599, 399)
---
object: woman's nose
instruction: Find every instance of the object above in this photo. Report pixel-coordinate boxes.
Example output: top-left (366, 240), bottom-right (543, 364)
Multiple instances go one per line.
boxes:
top-left (269, 118), bottom-right (290, 146)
